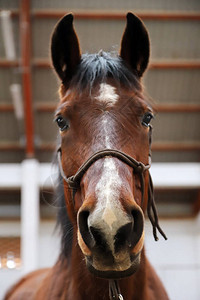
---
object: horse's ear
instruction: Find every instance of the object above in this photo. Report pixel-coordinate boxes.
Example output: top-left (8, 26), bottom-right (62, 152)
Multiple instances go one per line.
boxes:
top-left (120, 13), bottom-right (150, 77)
top-left (51, 14), bottom-right (81, 82)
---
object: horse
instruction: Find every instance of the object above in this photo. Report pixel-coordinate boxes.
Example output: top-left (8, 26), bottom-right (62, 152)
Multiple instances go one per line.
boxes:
top-left (5, 12), bottom-right (169, 300)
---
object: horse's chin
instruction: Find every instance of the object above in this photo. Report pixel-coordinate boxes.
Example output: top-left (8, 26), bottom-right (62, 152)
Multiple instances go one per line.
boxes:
top-left (85, 253), bottom-right (141, 279)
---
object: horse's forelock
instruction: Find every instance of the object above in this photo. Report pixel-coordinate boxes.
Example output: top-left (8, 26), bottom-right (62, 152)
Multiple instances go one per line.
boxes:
top-left (69, 52), bottom-right (141, 93)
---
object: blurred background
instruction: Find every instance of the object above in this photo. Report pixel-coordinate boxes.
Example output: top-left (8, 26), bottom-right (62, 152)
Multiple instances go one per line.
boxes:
top-left (0, 0), bottom-right (200, 299)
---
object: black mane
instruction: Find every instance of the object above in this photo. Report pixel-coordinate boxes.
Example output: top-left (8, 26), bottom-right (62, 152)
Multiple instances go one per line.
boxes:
top-left (56, 174), bottom-right (74, 259)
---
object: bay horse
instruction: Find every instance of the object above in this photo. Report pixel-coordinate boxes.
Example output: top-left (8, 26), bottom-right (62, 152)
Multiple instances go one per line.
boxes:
top-left (5, 12), bottom-right (169, 300)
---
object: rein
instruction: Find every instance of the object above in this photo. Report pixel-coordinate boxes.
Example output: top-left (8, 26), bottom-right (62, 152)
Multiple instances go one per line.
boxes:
top-left (109, 280), bottom-right (124, 300)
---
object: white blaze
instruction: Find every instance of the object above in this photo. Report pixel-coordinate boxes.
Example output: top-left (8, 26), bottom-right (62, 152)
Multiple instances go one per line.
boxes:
top-left (88, 82), bottom-right (130, 254)
top-left (88, 157), bottom-right (130, 254)
top-left (101, 117), bottom-right (112, 148)
top-left (98, 158), bottom-right (120, 229)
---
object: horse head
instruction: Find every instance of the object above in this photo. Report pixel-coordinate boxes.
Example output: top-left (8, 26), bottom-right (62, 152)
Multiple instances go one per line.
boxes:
top-left (51, 12), bottom-right (166, 280)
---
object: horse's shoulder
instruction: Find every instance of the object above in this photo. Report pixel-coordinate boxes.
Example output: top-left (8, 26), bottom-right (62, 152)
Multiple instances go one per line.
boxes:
top-left (4, 268), bottom-right (50, 300)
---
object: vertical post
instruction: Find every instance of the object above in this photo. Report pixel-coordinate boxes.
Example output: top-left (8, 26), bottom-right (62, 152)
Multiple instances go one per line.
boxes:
top-left (20, 0), bottom-right (34, 157)
top-left (0, 10), bottom-right (16, 60)
top-left (21, 159), bottom-right (40, 273)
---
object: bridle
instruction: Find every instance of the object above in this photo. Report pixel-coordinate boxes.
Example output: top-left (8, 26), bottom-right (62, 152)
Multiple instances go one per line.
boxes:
top-left (57, 125), bottom-right (153, 202)
top-left (57, 126), bottom-right (167, 300)
top-left (57, 147), bottom-right (150, 204)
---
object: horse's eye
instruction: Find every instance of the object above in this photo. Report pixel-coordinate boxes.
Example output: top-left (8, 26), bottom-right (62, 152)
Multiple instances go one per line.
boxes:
top-left (55, 116), bottom-right (69, 131)
top-left (142, 112), bottom-right (154, 127)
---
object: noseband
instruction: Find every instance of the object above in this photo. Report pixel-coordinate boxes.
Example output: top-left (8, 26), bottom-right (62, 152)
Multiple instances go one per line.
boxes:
top-left (57, 147), bottom-right (150, 203)
top-left (57, 128), bottom-right (167, 300)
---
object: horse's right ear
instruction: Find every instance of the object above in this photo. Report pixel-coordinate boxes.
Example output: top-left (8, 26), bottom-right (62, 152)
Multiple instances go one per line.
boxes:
top-left (51, 14), bottom-right (81, 82)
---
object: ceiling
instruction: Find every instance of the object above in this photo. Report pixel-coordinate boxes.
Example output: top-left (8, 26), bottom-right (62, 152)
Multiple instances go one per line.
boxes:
top-left (0, 0), bottom-right (199, 164)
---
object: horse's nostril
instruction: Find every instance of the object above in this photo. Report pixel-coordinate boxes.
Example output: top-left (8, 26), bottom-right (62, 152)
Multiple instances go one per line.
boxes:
top-left (131, 209), bottom-right (144, 247)
top-left (114, 209), bottom-right (144, 253)
top-left (114, 222), bottom-right (133, 252)
top-left (78, 210), bottom-right (95, 248)
top-left (89, 226), bottom-right (108, 250)
top-left (78, 210), bottom-right (89, 230)
top-left (89, 226), bottom-right (102, 245)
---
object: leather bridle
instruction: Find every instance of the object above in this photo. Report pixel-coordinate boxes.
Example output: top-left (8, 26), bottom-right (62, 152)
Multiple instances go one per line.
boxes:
top-left (57, 126), bottom-right (167, 300)
top-left (57, 147), bottom-right (150, 205)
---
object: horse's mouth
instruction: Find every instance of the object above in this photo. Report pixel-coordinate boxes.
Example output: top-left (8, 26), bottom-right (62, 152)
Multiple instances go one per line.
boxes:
top-left (85, 252), bottom-right (141, 279)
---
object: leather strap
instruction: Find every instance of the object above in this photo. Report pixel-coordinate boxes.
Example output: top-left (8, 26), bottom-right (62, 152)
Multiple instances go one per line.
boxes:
top-left (57, 148), bottom-right (150, 189)
top-left (109, 280), bottom-right (123, 300)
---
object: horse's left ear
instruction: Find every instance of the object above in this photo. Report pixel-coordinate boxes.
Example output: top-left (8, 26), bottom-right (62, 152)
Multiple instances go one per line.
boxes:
top-left (120, 13), bottom-right (150, 77)
top-left (51, 14), bottom-right (81, 82)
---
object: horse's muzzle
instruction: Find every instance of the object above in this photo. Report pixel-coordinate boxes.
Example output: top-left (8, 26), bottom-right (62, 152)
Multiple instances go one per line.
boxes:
top-left (86, 252), bottom-right (141, 279)
top-left (77, 205), bottom-right (144, 278)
